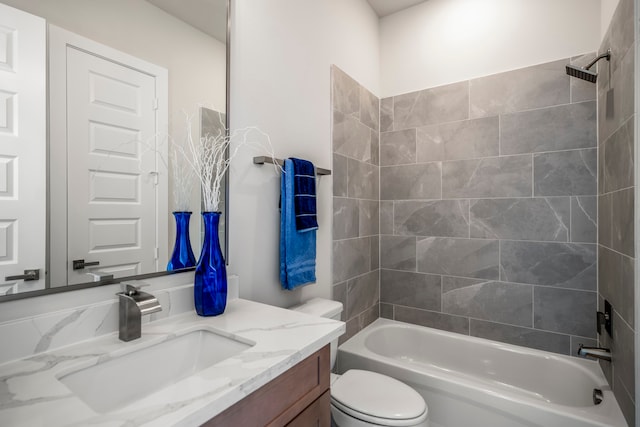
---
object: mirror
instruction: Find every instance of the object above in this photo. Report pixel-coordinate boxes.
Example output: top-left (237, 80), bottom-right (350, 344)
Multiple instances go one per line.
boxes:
top-left (0, 0), bottom-right (229, 299)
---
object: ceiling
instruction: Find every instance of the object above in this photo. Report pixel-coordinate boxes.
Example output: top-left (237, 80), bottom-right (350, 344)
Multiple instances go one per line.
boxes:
top-left (367, 0), bottom-right (428, 17)
top-left (146, 0), bottom-right (227, 42)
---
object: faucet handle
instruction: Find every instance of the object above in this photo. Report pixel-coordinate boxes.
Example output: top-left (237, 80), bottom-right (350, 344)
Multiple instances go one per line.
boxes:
top-left (119, 281), bottom-right (151, 296)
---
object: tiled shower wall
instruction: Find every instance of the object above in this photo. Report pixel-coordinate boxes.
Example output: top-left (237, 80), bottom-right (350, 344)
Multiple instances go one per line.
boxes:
top-left (331, 66), bottom-right (380, 343)
top-left (596, 0), bottom-right (636, 423)
top-left (378, 59), bottom-right (600, 356)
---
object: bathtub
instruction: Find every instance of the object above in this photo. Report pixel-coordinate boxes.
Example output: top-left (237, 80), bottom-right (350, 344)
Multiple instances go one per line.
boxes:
top-left (336, 319), bottom-right (628, 427)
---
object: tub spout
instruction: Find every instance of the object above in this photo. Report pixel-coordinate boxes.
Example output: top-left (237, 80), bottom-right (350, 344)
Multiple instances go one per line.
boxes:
top-left (577, 344), bottom-right (611, 362)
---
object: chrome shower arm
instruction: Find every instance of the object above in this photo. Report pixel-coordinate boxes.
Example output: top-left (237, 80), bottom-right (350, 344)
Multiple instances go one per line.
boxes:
top-left (584, 49), bottom-right (611, 70)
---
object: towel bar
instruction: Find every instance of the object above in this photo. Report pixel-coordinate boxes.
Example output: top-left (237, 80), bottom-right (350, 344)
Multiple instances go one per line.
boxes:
top-left (253, 156), bottom-right (331, 175)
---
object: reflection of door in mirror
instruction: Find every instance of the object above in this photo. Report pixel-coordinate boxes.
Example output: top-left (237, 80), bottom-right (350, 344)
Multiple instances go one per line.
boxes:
top-left (48, 26), bottom-right (168, 286)
top-left (0, 3), bottom-right (46, 295)
top-left (0, 0), bottom-right (228, 298)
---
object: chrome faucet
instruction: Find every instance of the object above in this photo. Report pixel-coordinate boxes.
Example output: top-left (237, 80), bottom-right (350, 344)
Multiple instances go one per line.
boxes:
top-left (117, 283), bottom-right (162, 342)
top-left (577, 344), bottom-right (612, 362)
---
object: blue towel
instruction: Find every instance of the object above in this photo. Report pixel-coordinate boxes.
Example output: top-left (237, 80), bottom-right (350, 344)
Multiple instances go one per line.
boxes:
top-left (280, 159), bottom-right (316, 290)
top-left (291, 158), bottom-right (318, 232)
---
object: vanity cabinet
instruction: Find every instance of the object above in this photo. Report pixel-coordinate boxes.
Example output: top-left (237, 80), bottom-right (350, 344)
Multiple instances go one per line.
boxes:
top-left (204, 344), bottom-right (330, 426)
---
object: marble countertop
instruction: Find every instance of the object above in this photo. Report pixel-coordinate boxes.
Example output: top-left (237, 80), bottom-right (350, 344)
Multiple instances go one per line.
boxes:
top-left (0, 299), bottom-right (345, 427)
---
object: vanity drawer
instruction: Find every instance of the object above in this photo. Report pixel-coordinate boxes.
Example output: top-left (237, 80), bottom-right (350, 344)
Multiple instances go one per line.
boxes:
top-left (204, 344), bottom-right (330, 426)
top-left (286, 389), bottom-right (331, 427)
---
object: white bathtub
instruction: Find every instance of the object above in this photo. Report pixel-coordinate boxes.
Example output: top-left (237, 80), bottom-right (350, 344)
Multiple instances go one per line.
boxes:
top-left (337, 319), bottom-right (628, 427)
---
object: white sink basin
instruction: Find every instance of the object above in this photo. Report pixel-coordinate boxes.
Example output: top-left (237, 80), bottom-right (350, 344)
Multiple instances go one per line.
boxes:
top-left (59, 329), bottom-right (253, 413)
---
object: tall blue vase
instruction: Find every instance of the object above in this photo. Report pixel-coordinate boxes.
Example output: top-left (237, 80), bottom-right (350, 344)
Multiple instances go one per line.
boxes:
top-left (167, 211), bottom-right (196, 271)
top-left (194, 211), bottom-right (227, 316)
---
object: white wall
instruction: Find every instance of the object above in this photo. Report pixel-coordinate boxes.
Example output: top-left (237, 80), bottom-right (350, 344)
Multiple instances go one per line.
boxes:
top-left (228, 0), bottom-right (379, 307)
top-left (600, 0), bottom-right (620, 39)
top-left (380, 0), bottom-right (602, 96)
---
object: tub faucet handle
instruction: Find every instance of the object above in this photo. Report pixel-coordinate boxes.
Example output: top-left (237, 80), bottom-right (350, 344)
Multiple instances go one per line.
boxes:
top-left (577, 344), bottom-right (611, 362)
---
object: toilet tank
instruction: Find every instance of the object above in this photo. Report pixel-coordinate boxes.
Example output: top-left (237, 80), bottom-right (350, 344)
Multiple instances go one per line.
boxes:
top-left (290, 298), bottom-right (343, 369)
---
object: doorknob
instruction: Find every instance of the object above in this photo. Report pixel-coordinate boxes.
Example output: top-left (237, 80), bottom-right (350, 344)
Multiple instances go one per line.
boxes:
top-left (5, 269), bottom-right (40, 281)
top-left (72, 259), bottom-right (100, 270)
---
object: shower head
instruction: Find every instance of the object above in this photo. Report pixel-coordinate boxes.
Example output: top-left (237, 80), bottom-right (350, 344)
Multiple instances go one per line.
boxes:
top-left (565, 64), bottom-right (598, 83)
top-left (565, 49), bottom-right (611, 83)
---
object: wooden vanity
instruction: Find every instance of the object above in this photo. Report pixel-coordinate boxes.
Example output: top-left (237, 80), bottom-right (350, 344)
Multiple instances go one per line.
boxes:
top-left (204, 345), bottom-right (331, 426)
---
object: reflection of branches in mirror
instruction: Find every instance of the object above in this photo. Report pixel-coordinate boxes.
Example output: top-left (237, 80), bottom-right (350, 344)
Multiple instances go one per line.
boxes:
top-left (176, 111), bottom-right (281, 212)
top-left (169, 141), bottom-right (195, 211)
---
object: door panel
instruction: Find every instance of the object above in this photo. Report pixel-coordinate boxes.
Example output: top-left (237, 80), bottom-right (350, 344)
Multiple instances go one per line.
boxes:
top-left (66, 47), bottom-right (158, 285)
top-left (0, 3), bottom-right (45, 294)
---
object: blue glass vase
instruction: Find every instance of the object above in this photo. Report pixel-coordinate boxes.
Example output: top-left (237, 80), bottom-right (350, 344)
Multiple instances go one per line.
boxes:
top-left (167, 212), bottom-right (196, 271)
top-left (194, 211), bottom-right (227, 316)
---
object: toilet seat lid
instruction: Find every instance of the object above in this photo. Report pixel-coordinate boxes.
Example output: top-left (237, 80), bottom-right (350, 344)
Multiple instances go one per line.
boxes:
top-left (331, 370), bottom-right (427, 423)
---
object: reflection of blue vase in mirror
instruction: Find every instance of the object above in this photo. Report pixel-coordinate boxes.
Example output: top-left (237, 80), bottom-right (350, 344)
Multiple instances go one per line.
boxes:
top-left (167, 212), bottom-right (196, 271)
top-left (194, 211), bottom-right (227, 316)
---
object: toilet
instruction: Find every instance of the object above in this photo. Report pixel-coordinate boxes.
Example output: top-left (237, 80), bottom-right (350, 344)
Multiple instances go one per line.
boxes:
top-left (291, 298), bottom-right (429, 427)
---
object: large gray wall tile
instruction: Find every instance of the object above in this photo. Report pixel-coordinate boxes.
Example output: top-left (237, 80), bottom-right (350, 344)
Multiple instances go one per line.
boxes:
top-left (601, 0), bottom-right (634, 75)
top-left (381, 270), bottom-right (441, 311)
top-left (330, 67), bottom-right (381, 340)
top-left (599, 246), bottom-right (635, 328)
top-left (570, 54), bottom-right (597, 103)
top-left (442, 277), bottom-right (533, 327)
top-left (348, 158), bottom-right (378, 200)
top-left (359, 200), bottom-right (379, 237)
top-left (533, 149), bottom-right (597, 196)
top-left (610, 310), bottom-right (635, 422)
top-left (597, 43), bottom-right (634, 143)
top-left (596, 0), bottom-right (635, 404)
top-left (393, 81), bottom-right (469, 129)
top-left (613, 379), bottom-right (635, 427)
top-left (500, 102), bottom-right (597, 155)
top-left (333, 154), bottom-right (348, 197)
top-left (417, 237), bottom-right (499, 279)
top-left (370, 129), bottom-right (379, 166)
top-left (470, 320), bottom-right (570, 355)
top-left (332, 65), bottom-right (360, 115)
top-left (381, 129), bottom-right (416, 166)
top-left (603, 117), bottom-right (634, 193)
top-left (381, 236), bottom-right (416, 271)
top-left (360, 86), bottom-right (379, 131)
top-left (611, 187), bottom-right (634, 257)
top-left (333, 282), bottom-right (347, 321)
top-left (381, 163), bottom-right (441, 200)
top-left (333, 238), bottom-right (371, 283)
top-left (470, 198), bottom-right (569, 241)
top-left (500, 241), bottom-right (597, 290)
top-left (394, 200), bottom-right (470, 238)
top-left (469, 59), bottom-right (570, 118)
top-left (442, 155), bottom-right (532, 198)
top-left (395, 306), bottom-right (470, 335)
top-left (333, 109), bottom-right (371, 161)
top-left (380, 303), bottom-right (394, 319)
top-left (417, 116), bottom-right (499, 162)
top-left (346, 270), bottom-right (379, 320)
top-left (571, 196), bottom-right (597, 243)
top-left (342, 304), bottom-right (378, 345)
top-left (534, 287), bottom-right (596, 338)
top-left (598, 194), bottom-right (612, 248)
top-left (380, 201), bottom-right (394, 234)
top-left (371, 236), bottom-right (380, 270)
top-left (333, 197), bottom-right (359, 240)
top-left (380, 97), bottom-right (394, 132)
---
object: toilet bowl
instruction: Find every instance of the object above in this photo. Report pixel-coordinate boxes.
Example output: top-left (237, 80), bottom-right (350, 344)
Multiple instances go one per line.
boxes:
top-left (291, 298), bottom-right (429, 427)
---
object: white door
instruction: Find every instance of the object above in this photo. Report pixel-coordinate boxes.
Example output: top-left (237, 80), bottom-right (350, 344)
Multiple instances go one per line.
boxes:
top-left (65, 47), bottom-right (160, 285)
top-left (0, 4), bottom-right (46, 294)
